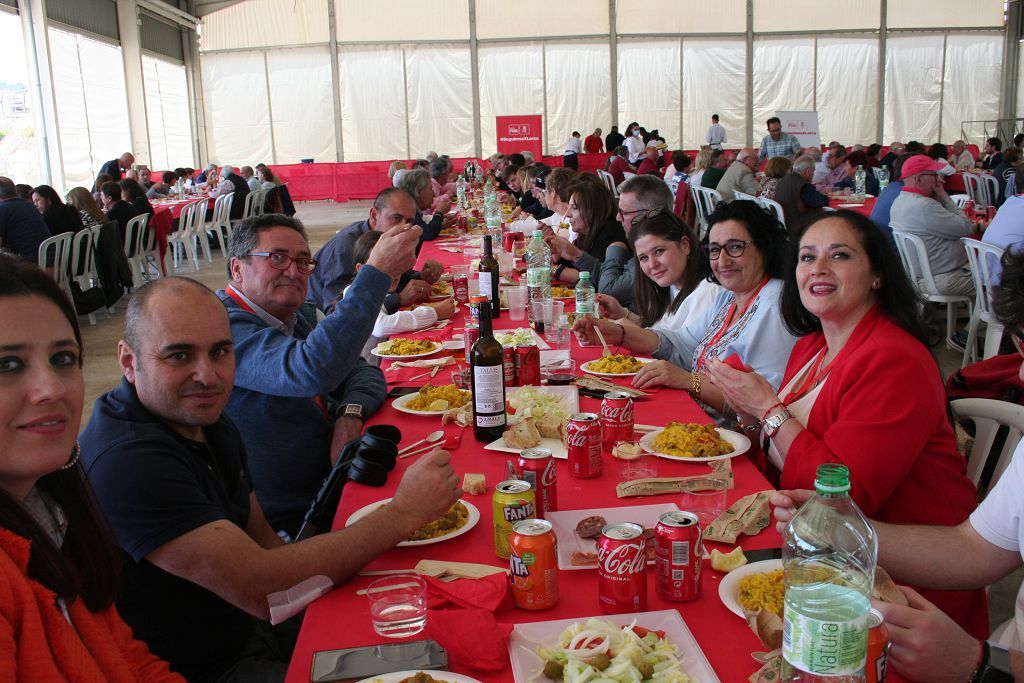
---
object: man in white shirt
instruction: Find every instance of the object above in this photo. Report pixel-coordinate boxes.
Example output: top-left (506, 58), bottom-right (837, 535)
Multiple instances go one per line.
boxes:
top-left (983, 194), bottom-right (1024, 282)
top-left (240, 166), bottom-right (261, 192)
top-left (563, 131), bottom-right (582, 170)
top-left (624, 126), bottom-right (646, 165)
top-left (952, 140), bottom-right (976, 172)
top-left (706, 114), bottom-right (726, 150)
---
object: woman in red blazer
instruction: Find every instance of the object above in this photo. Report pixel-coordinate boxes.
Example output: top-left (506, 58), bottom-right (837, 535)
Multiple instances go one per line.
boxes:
top-left (705, 209), bottom-right (988, 642)
top-left (0, 254), bottom-right (182, 682)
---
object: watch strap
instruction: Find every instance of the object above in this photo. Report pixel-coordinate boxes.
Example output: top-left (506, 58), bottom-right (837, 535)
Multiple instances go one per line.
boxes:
top-left (340, 403), bottom-right (365, 421)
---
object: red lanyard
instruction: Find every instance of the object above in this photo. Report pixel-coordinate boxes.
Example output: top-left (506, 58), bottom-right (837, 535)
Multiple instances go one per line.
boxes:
top-left (695, 276), bottom-right (770, 372)
top-left (225, 285), bottom-right (331, 420)
top-left (782, 345), bottom-right (838, 405)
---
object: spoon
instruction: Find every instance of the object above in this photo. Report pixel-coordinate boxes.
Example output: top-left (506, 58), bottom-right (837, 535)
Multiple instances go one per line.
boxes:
top-left (397, 430), bottom-right (445, 456)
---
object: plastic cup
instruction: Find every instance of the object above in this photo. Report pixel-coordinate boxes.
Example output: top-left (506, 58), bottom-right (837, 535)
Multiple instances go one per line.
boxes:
top-left (450, 264), bottom-right (467, 279)
top-left (541, 358), bottom-right (576, 384)
top-left (506, 285), bottom-right (527, 320)
top-left (366, 574), bottom-right (427, 638)
top-left (541, 300), bottom-right (564, 327)
top-left (680, 478), bottom-right (728, 528)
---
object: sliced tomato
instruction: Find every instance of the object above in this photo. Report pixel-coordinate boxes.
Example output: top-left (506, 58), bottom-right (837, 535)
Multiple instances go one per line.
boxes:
top-left (571, 637), bottom-right (604, 650)
top-left (631, 626), bottom-right (666, 639)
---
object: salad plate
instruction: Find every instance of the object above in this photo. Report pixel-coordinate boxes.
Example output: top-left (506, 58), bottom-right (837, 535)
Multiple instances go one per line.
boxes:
top-left (508, 609), bottom-right (719, 682)
top-left (482, 385), bottom-right (579, 459)
top-left (356, 672), bottom-right (482, 683)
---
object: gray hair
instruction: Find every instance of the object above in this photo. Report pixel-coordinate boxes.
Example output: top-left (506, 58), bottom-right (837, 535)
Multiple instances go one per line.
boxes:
top-left (124, 277), bottom-right (217, 350)
top-left (792, 156), bottom-right (816, 174)
top-left (428, 159), bottom-right (448, 179)
top-left (204, 163), bottom-right (217, 173)
top-left (221, 165), bottom-right (235, 178)
top-left (619, 175), bottom-right (673, 211)
top-left (227, 213), bottom-right (308, 266)
top-left (521, 151), bottom-right (535, 164)
top-left (398, 169), bottom-right (431, 197)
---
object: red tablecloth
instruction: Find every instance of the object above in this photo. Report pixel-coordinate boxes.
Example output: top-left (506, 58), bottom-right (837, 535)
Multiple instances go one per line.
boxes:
top-left (283, 241), bottom-right (783, 683)
top-left (828, 195), bottom-right (877, 217)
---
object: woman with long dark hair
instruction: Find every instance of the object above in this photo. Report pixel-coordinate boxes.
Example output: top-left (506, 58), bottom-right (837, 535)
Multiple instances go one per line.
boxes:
top-left (119, 178), bottom-right (154, 217)
top-left (0, 254), bottom-right (181, 680)
top-left (31, 184), bottom-right (84, 236)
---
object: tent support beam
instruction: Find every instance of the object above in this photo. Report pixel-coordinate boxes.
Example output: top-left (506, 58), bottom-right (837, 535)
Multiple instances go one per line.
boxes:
top-left (328, 0), bottom-right (343, 162)
top-left (877, 0), bottom-right (887, 143)
top-left (469, 0), bottom-right (482, 158)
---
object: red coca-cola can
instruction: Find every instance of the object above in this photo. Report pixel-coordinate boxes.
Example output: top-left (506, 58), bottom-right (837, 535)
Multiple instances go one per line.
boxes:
top-left (987, 204), bottom-right (997, 221)
top-left (866, 608), bottom-right (889, 683)
top-left (453, 274), bottom-right (469, 303)
top-left (597, 522), bottom-right (647, 613)
top-left (514, 343), bottom-right (541, 386)
top-left (463, 324), bottom-right (479, 358)
top-left (517, 447), bottom-right (557, 518)
top-left (503, 230), bottom-right (516, 253)
top-left (600, 391), bottom-right (634, 451)
top-left (962, 199), bottom-right (974, 218)
top-left (503, 345), bottom-right (517, 387)
top-left (566, 413), bottom-right (602, 478)
top-left (654, 511), bottom-right (702, 601)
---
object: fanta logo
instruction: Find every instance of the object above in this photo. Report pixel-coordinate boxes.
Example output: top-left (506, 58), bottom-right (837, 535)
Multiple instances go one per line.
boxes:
top-left (598, 542), bottom-right (646, 575)
top-left (509, 553), bottom-right (529, 578)
top-left (504, 501), bottom-right (536, 522)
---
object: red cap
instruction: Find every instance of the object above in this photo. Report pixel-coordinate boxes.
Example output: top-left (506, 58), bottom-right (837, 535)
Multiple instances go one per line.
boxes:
top-left (900, 155), bottom-right (946, 180)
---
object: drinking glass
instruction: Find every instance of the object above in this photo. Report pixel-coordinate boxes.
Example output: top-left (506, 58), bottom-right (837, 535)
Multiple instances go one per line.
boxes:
top-left (506, 285), bottom-right (527, 320)
top-left (366, 574), bottom-right (427, 638)
top-left (680, 478), bottom-right (728, 528)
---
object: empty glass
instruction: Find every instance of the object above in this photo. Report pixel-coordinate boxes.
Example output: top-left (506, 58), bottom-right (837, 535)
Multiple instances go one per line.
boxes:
top-left (366, 574), bottom-right (427, 638)
top-left (506, 285), bottom-right (527, 320)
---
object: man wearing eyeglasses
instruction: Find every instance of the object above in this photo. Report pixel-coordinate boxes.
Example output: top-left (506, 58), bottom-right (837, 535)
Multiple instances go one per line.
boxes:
top-left (890, 154), bottom-right (975, 303)
top-left (217, 212), bottom-right (421, 537)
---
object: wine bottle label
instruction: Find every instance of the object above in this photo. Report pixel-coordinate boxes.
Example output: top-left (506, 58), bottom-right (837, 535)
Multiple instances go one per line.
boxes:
top-left (527, 266), bottom-right (550, 287)
top-left (479, 272), bottom-right (493, 299)
top-left (473, 364), bottom-right (506, 417)
top-left (782, 599), bottom-right (869, 676)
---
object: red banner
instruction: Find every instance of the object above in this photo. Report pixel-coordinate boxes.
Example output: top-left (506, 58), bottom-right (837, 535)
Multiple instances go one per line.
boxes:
top-left (496, 115), bottom-right (543, 160)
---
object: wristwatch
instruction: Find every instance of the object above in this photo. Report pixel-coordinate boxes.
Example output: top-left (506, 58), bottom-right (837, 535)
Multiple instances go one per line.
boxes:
top-left (763, 408), bottom-right (794, 437)
top-left (973, 641), bottom-right (1013, 682)
top-left (339, 404), bottom-right (365, 421)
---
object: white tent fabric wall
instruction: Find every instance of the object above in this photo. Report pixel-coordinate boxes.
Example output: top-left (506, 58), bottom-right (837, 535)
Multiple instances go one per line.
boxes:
top-left (617, 40), bottom-right (681, 150)
top-left (201, 51), bottom-right (273, 166)
top-left (752, 38), bottom-right (815, 143)
top-left (267, 47), bottom-right (336, 164)
top-left (941, 34), bottom-right (1002, 142)
top-left (544, 42), bottom-right (611, 157)
top-left (884, 34), bottom-right (945, 143)
top-left (49, 28), bottom-right (131, 190)
top-left (200, 0), bottom-right (329, 50)
top-left (681, 39), bottom-right (745, 150)
top-left (405, 45), bottom-right (474, 159)
top-left (338, 45), bottom-right (406, 162)
top-left (477, 43), bottom-right (545, 159)
top-left (816, 38), bottom-right (878, 145)
top-left (143, 56), bottom-right (192, 171)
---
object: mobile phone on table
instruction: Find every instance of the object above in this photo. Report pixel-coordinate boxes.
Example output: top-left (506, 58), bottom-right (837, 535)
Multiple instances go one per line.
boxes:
top-left (311, 639), bottom-right (447, 682)
top-left (742, 547), bottom-right (782, 563)
top-left (387, 386), bottom-right (421, 398)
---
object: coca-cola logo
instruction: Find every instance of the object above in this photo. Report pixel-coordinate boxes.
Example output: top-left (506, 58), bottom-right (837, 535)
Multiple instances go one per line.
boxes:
top-left (540, 460), bottom-right (557, 487)
top-left (565, 428), bottom-right (597, 447)
top-left (601, 403), bottom-right (634, 422)
top-left (598, 542), bottom-right (646, 575)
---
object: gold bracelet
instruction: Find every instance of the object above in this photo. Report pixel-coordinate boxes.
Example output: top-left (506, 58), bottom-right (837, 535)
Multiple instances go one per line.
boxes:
top-left (691, 372), bottom-right (702, 395)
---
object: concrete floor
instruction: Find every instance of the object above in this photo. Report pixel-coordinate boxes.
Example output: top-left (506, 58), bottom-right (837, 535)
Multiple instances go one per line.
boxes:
top-left (75, 199), bottom-right (1018, 631)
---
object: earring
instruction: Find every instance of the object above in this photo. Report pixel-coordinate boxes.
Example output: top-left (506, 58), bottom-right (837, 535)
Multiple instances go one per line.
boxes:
top-left (60, 441), bottom-right (81, 470)
top-left (872, 279), bottom-right (881, 289)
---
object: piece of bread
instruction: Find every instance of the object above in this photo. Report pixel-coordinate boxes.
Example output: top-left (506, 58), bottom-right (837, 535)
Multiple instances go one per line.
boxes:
top-left (503, 418), bottom-right (542, 449)
top-left (536, 413), bottom-right (566, 439)
top-left (871, 566), bottom-right (909, 606)
top-left (462, 473), bottom-right (486, 496)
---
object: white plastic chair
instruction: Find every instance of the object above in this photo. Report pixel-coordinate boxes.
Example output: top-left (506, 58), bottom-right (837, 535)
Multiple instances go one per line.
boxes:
top-left (890, 228), bottom-right (972, 342)
top-left (951, 398), bottom-right (1024, 495)
top-left (125, 213), bottom-right (159, 287)
top-left (69, 229), bottom-right (97, 325)
top-left (691, 186), bottom-right (722, 238)
top-left (758, 197), bottom-right (786, 229)
top-left (38, 232), bottom-right (73, 296)
top-left (205, 193), bottom-right (234, 258)
top-left (962, 172), bottom-right (987, 206)
top-left (979, 174), bottom-right (999, 207)
top-left (597, 169), bottom-right (618, 197)
top-left (622, 172), bottom-right (637, 183)
top-left (237, 190), bottom-right (263, 229)
top-left (167, 202), bottom-right (201, 271)
top-left (950, 194), bottom-right (971, 208)
top-left (960, 238), bottom-right (1005, 365)
top-left (733, 191), bottom-right (758, 202)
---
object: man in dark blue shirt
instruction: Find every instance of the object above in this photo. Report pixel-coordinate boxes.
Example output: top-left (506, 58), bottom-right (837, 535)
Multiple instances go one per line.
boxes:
top-left (0, 176), bottom-right (51, 262)
top-left (99, 151), bottom-right (134, 181)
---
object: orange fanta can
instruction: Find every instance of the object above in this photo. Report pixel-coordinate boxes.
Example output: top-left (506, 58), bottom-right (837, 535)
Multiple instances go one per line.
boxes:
top-left (509, 519), bottom-right (559, 609)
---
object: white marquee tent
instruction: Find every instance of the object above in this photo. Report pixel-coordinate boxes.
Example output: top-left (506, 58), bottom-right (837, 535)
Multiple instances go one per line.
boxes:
top-left (0, 0), bottom-right (1020, 193)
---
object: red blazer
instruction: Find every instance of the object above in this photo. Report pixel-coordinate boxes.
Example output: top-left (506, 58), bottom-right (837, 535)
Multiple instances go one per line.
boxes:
top-left (0, 528), bottom-right (183, 682)
top-left (778, 306), bottom-right (988, 638)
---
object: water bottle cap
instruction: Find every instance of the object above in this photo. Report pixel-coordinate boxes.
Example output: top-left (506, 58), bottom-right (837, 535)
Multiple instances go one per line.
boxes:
top-left (580, 271), bottom-right (590, 279)
top-left (533, 230), bottom-right (544, 239)
top-left (814, 463), bottom-right (851, 494)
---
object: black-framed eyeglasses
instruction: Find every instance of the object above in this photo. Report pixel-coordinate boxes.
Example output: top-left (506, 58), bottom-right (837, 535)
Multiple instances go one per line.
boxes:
top-left (702, 239), bottom-right (753, 260)
top-left (246, 251), bottom-right (318, 274)
top-left (617, 206), bottom-right (661, 227)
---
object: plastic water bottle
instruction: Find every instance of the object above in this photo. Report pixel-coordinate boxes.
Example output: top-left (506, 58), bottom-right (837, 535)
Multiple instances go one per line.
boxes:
top-left (853, 165), bottom-right (867, 200)
top-left (525, 230), bottom-right (552, 333)
top-left (456, 175), bottom-right (467, 211)
top-left (574, 271), bottom-right (595, 319)
top-left (781, 464), bottom-right (877, 682)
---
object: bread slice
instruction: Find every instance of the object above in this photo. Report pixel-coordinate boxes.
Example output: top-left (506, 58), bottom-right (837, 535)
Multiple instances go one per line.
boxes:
top-left (462, 473), bottom-right (486, 496)
top-left (503, 418), bottom-right (542, 449)
top-left (536, 413), bottom-right (566, 440)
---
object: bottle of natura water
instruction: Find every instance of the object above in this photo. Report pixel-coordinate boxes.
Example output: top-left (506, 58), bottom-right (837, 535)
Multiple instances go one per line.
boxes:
top-left (525, 230), bottom-right (552, 332)
top-left (781, 464), bottom-right (877, 682)
top-left (574, 271), bottom-right (595, 318)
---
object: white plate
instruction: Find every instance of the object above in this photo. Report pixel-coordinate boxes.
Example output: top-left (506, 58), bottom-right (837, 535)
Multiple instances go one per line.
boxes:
top-left (718, 558), bottom-right (784, 618)
top-left (545, 503), bottom-right (679, 570)
top-left (482, 385), bottom-right (579, 459)
top-left (836, 202), bottom-right (866, 208)
top-left (441, 340), bottom-right (464, 351)
top-left (346, 498), bottom-right (480, 547)
top-left (371, 340), bottom-right (443, 360)
top-left (580, 357), bottom-right (655, 378)
top-left (639, 426), bottom-right (751, 463)
top-left (508, 609), bottom-right (720, 683)
top-left (356, 672), bottom-right (482, 683)
top-left (392, 389), bottom-right (471, 416)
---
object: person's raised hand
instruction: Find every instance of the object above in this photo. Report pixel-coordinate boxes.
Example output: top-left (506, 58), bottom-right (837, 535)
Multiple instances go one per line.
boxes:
top-left (572, 315), bottom-right (618, 347)
top-left (419, 260), bottom-right (444, 284)
top-left (398, 278), bottom-right (431, 306)
top-left (632, 359), bottom-right (689, 390)
top-left (367, 222), bottom-right (421, 279)
top-left (434, 196), bottom-right (452, 216)
top-left (770, 489), bottom-right (814, 534)
top-left (595, 293), bottom-right (626, 320)
top-left (429, 298), bottom-right (456, 320)
top-left (391, 449), bottom-right (461, 529)
top-left (545, 234), bottom-right (582, 261)
top-left (704, 357), bottom-right (780, 419)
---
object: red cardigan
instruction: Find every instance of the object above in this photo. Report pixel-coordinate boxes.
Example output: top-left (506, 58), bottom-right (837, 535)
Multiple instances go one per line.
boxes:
top-left (778, 307), bottom-right (988, 639)
top-left (0, 528), bottom-right (184, 682)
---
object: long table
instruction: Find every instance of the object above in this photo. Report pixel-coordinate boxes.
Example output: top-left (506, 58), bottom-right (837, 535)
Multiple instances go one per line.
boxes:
top-left (283, 240), bottom-right (782, 683)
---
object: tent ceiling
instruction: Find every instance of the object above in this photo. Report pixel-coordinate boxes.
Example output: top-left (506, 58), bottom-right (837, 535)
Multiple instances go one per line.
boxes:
top-left (191, 0), bottom-right (245, 17)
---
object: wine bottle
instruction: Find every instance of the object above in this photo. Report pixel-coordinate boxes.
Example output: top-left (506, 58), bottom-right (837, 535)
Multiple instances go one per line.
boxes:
top-left (471, 301), bottom-right (507, 442)
top-left (478, 234), bottom-right (501, 320)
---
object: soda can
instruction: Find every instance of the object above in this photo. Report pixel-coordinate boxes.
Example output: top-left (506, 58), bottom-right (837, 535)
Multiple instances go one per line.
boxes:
top-left (453, 274), bottom-right (469, 303)
top-left (600, 391), bottom-right (634, 451)
top-left (493, 480), bottom-right (536, 559)
top-left (469, 295), bottom-right (488, 324)
top-left (987, 204), bottom-right (997, 222)
top-left (566, 413), bottom-right (602, 478)
top-left (509, 519), bottom-right (559, 610)
top-left (515, 343), bottom-right (541, 386)
top-left (502, 230), bottom-right (516, 253)
top-left (866, 608), bottom-right (889, 683)
top-left (962, 199), bottom-right (974, 218)
top-left (654, 511), bottom-right (702, 601)
top-left (597, 522), bottom-right (647, 613)
top-left (463, 324), bottom-right (479, 358)
top-left (517, 447), bottom-right (557, 517)
top-left (502, 345), bottom-right (517, 387)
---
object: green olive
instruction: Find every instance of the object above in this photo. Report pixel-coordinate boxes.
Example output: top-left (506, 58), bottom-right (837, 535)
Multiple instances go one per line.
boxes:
top-left (591, 652), bottom-right (611, 671)
top-left (637, 661), bottom-right (655, 678)
top-left (542, 659), bottom-right (564, 679)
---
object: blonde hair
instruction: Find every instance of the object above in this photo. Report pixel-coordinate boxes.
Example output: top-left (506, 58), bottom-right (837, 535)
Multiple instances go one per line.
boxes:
top-left (66, 187), bottom-right (107, 225)
top-left (693, 146), bottom-right (713, 172)
top-left (388, 160), bottom-right (407, 179)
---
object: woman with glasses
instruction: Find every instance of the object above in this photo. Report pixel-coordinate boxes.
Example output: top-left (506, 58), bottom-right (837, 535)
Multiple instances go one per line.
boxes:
top-left (707, 209), bottom-right (988, 641)
top-left (0, 254), bottom-right (182, 680)
top-left (574, 200), bottom-right (796, 425)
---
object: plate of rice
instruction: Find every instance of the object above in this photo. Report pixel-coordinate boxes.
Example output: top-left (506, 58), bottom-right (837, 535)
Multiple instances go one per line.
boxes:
top-left (639, 422), bottom-right (750, 462)
top-left (580, 355), bottom-right (654, 377)
top-left (718, 559), bottom-right (784, 618)
top-left (393, 383), bottom-right (471, 415)
top-left (371, 338), bottom-right (441, 359)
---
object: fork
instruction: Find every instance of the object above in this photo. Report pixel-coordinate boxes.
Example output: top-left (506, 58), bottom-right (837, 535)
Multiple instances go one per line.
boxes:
top-left (593, 325), bottom-right (612, 357)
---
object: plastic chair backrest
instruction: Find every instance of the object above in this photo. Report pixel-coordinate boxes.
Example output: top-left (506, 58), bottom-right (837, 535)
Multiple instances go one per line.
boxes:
top-left (70, 228), bottom-right (94, 279)
top-left (242, 191), bottom-right (261, 219)
top-left (177, 203), bottom-right (196, 239)
top-left (38, 232), bottom-right (73, 285)
top-left (951, 397), bottom-right (1024, 494)
top-left (962, 173), bottom-right (986, 205)
top-left (961, 238), bottom-right (1004, 321)
top-left (596, 170), bottom-right (617, 195)
top-left (890, 228), bottom-right (941, 296)
top-left (759, 197), bottom-right (786, 228)
top-left (733, 191), bottom-right (757, 202)
top-left (980, 174), bottom-right (999, 206)
top-left (125, 214), bottom-right (148, 256)
top-left (214, 193), bottom-right (231, 223)
top-left (132, 213), bottom-right (153, 255)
